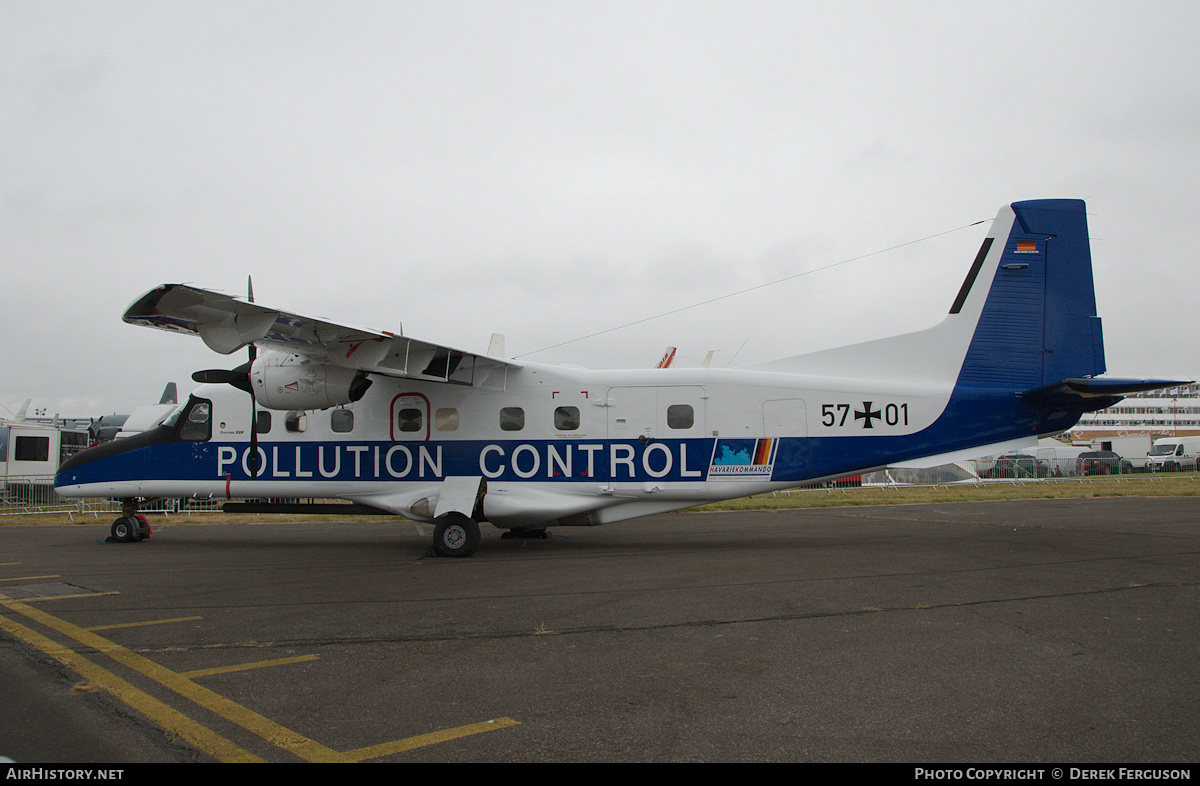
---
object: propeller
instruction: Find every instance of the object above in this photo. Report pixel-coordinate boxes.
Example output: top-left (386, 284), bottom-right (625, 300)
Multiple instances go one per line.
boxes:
top-left (246, 277), bottom-right (260, 478)
top-left (190, 277), bottom-right (261, 477)
top-left (191, 362), bottom-right (252, 393)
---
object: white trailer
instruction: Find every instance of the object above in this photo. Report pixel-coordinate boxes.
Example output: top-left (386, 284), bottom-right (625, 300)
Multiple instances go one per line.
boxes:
top-left (0, 420), bottom-right (87, 501)
top-left (1098, 435), bottom-right (1154, 472)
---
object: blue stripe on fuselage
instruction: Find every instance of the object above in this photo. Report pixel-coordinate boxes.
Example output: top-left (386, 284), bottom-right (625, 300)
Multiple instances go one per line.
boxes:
top-left (58, 437), bottom-right (716, 485)
top-left (56, 386), bottom-right (1079, 490)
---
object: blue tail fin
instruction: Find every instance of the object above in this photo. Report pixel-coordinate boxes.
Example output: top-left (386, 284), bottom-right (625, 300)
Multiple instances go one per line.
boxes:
top-left (956, 199), bottom-right (1105, 390)
top-left (748, 199), bottom-right (1186, 405)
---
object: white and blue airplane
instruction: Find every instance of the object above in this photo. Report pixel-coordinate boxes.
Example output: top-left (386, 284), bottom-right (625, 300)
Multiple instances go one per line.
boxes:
top-left (55, 200), bottom-right (1185, 556)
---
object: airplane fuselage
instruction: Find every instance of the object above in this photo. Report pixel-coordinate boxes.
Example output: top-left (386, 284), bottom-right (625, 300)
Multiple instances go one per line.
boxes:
top-left (55, 357), bottom-right (1076, 529)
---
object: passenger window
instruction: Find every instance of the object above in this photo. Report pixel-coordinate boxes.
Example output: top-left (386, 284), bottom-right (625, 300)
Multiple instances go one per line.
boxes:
top-left (331, 409), bottom-right (354, 433)
top-left (285, 411), bottom-right (307, 433)
top-left (500, 407), bottom-right (525, 432)
top-left (667, 404), bottom-right (694, 429)
top-left (255, 410), bottom-right (272, 434)
top-left (435, 408), bottom-right (459, 432)
top-left (398, 408), bottom-right (423, 433)
top-left (554, 406), bottom-right (580, 431)
top-left (180, 400), bottom-right (212, 442)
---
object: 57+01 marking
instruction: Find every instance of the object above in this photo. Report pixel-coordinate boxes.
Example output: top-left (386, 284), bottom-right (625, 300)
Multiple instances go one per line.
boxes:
top-left (821, 402), bottom-right (909, 430)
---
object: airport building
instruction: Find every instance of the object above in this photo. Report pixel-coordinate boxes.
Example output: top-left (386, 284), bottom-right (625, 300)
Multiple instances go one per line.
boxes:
top-left (1066, 381), bottom-right (1200, 444)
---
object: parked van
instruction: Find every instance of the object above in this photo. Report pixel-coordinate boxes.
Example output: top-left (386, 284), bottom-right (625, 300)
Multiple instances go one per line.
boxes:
top-left (1145, 437), bottom-right (1200, 473)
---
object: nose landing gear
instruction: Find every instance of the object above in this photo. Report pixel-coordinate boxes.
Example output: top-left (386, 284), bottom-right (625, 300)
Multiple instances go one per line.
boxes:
top-left (108, 500), bottom-right (152, 543)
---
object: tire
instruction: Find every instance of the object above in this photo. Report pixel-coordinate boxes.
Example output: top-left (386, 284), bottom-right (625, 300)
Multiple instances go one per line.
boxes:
top-left (110, 517), bottom-right (135, 543)
top-left (432, 514), bottom-right (480, 558)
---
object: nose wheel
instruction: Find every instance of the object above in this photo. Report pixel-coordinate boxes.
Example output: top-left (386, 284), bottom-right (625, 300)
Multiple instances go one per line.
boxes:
top-left (110, 514), bottom-right (151, 543)
top-left (108, 499), bottom-right (152, 543)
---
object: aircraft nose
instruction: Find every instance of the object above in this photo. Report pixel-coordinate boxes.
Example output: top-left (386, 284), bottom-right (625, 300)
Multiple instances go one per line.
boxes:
top-left (55, 427), bottom-right (160, 490)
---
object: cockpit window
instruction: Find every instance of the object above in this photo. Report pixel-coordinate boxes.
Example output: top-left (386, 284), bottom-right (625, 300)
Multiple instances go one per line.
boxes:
top-left (178, 398), bottom-right (212, 442)
top-left (161, 400), bottom-right (190, 429)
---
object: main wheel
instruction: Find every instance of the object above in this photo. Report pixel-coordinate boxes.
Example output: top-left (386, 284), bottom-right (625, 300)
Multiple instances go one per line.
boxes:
top-left (432, 514), bottom-right (480, 558)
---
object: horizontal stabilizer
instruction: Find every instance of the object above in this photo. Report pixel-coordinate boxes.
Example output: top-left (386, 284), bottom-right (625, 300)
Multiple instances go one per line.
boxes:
top-left (1023, 377), bottom-right (1194, 411)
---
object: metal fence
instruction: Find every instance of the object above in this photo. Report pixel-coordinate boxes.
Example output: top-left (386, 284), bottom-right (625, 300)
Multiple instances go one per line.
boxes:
top-left (0, 475), bottom-right (225, 517)
top-left (777, 457), bottom-right (1198, 493)
top-left (820, 457), bottom-right (1193, 489)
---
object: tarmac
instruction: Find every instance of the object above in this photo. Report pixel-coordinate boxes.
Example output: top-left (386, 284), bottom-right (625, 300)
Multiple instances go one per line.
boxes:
top-left (1, 496), bottom-right (1198, 763)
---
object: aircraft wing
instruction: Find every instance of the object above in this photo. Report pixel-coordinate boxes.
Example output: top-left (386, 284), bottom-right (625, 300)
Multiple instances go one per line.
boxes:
top-left (122, 283), bottom-right (520, 386)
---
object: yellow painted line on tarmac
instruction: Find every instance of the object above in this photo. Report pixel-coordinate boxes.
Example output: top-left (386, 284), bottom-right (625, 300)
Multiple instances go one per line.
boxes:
top-left (1, 591), bottom-right (119, 604)
top-left (0, 608), bottom-right (263, 763)
top-left (0, 593), bottom-right (519, 760)
top-left (0, 575), bottom-right (59, 582)
top-left (345, 717), bottom-right (522, 762)
top-left (0, 593), bottom-right (349, 762)
top-left (87, 616), bottom-right (204, 631)
top-left (180, 654), bottom-right (320, 679)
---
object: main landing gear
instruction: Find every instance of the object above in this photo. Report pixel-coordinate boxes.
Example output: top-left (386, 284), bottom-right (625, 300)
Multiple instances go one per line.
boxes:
top-left (428, 515), bottom-right (553, 557)
top-left (431, 513), bottom-right (480, 558)
top-left (108, 500), bottom-right (152, 543)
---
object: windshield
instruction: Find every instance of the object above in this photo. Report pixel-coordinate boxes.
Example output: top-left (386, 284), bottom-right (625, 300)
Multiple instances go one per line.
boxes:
top-left (1149, 443), bottom-right (1178, 456)
top-left (160, 396), bottom-right (213, 442)
top-left (160, 399), bottom-right (191, 429)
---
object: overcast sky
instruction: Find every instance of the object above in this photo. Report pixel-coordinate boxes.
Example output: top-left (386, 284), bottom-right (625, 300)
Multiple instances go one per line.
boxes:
top-left (3, 0), bottom-right (1198, 418)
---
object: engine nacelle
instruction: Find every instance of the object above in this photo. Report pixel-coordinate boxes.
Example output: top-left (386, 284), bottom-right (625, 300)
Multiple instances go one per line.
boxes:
top-left (249, 354), bottom-right (372, 410)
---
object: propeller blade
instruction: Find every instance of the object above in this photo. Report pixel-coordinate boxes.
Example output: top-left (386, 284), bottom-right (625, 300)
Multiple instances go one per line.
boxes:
top-left (191, 361), bottom-right (253, 394)
top-left (249, 401), bottom-right (260, 478)
top-left (191, 368), bottom-right (245, 385)
top-left (247, 276), bottom-right (257, 362)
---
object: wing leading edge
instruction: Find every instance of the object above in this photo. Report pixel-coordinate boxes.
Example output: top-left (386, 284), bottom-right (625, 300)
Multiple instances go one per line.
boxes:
top-left (123, 283), bottom-right (520, 386)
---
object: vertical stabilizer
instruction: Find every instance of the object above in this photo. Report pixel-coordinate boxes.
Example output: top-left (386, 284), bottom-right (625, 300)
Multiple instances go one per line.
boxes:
top-left (745, 200), bottom-right (1106, 397)
top-left (956, 199), bottom-right (1104, 390)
